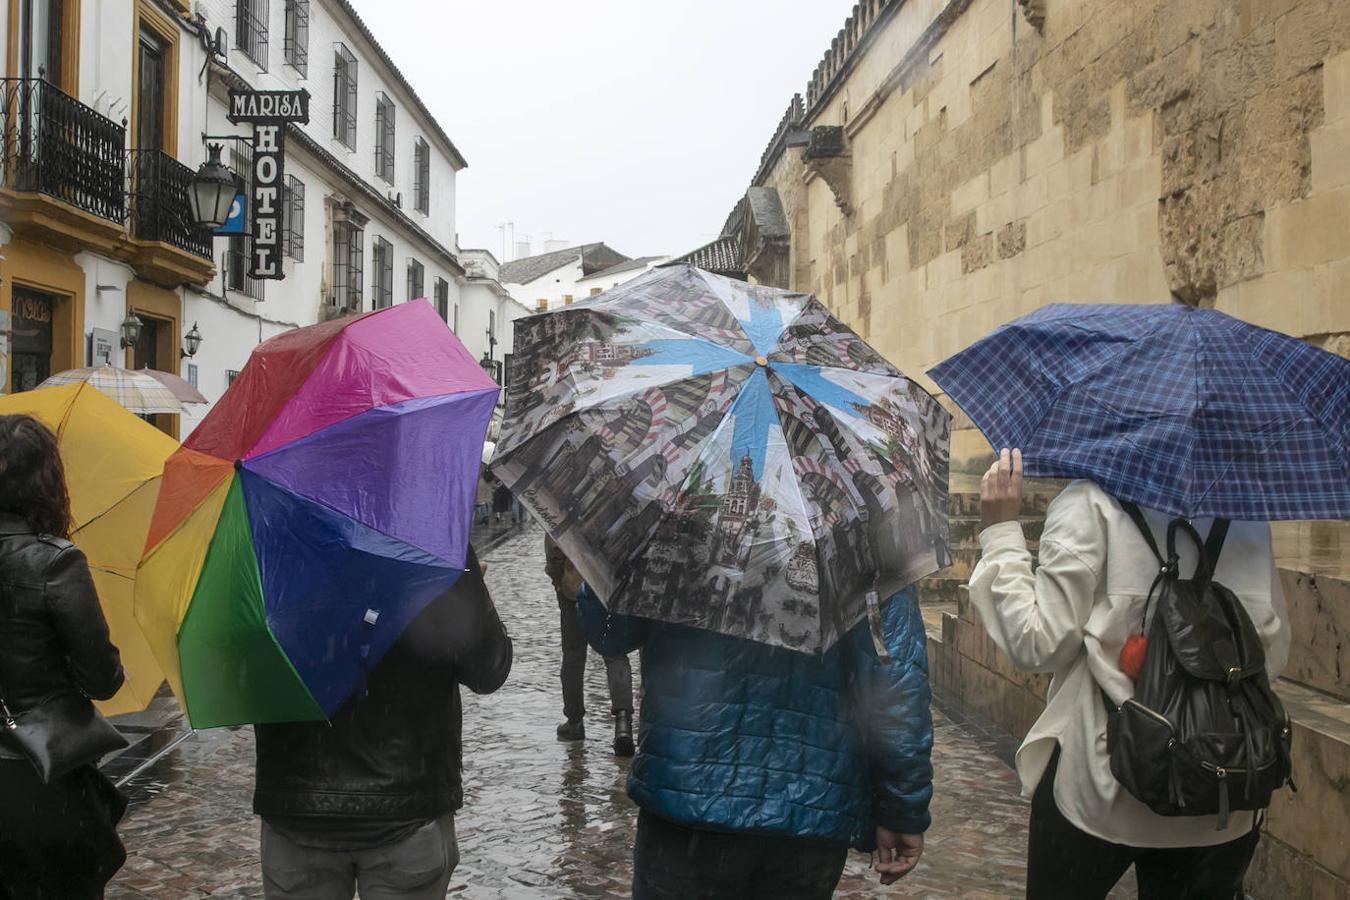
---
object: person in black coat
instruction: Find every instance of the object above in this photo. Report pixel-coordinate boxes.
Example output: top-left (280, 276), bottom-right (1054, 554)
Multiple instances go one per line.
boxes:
top-left (0, 415), bottom-right (128, 900)
top-left (252, 548), bottom-right (512, 899)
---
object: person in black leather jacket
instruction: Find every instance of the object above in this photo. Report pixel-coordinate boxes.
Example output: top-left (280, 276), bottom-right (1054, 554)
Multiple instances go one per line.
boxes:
top-left (253, 545), bottom-right (512, 899)
top-left (0, 414), bottom-right (128, 900)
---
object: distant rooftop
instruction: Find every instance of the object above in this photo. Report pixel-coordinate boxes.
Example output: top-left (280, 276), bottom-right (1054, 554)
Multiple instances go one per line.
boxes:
top-left (499, 243), bottom-right (629, 285)
top-left (662, 236), bottom-right (743, 278)
top-left (581, 255), bottom-right (669, 281)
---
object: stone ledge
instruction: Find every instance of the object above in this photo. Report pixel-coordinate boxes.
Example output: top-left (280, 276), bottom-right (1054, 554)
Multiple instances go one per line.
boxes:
top-left (1262, 681), bottom-right (1350, 885)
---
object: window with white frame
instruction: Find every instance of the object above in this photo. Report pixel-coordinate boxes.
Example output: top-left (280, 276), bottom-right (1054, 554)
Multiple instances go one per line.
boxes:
top-left (413, 138), bottom-right (430, 213)
top-left (331, 218), bottom-right (364, 312)
top-left (406, 258), bottom-right (424, 302)
top-left (236, 0), bottom-right (269, 70)
top-left (333, 43), bottom-right (358, 149)
top-left (282, 174), bottom-right (304, 261)
top-left (371, 237), bottom-right (394, 309)
top-left (226, 144), bottom-right (264, 300)
top-left (283, 0), bottom-right (308, 76)
top-left (374, 93), bottom-right (395, 184)
top-left (434, 277), bottom-right (449, 320)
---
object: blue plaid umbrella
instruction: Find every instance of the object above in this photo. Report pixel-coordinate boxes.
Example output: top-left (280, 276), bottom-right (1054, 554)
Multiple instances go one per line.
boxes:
top-left (928, 303), bottom-right (1350, 521)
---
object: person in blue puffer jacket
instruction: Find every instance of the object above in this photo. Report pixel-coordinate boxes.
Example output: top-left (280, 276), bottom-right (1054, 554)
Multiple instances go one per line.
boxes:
top-left (577, 582), bottom-right (933, 899)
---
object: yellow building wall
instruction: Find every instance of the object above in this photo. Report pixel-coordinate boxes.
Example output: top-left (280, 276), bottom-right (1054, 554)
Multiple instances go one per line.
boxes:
top-left (0, 238), bottom-right (87, 393)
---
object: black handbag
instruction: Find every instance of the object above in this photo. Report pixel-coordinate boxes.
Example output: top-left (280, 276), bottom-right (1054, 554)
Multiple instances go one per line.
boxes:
top-left (1105, 503), bottom-right (1293, 829)
top-left (0, 687), bottom-right (128, 784)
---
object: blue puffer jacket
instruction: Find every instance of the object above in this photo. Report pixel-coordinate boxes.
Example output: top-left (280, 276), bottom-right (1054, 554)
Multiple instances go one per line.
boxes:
top-left (577, 585), bottom-right (933, 849)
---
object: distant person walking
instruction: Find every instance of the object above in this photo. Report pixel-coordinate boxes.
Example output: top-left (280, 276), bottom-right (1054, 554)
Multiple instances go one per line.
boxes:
top-left (492, 482), bottom-right (513, 525)
top-left (546, 536), bottom-right (634, 756)
top-left (253, 547), bottom-right (512, 899)
top-left (0, 415), bottom-right (129, 900)
top-left (475, 474), bottom-right (493, 527)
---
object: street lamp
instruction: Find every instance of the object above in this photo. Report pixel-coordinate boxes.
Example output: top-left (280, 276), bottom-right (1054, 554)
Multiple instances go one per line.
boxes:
top-left (182, 322), bottom-right (203, 359)
top-left (189, 144), bottom-right (237, 231)
top-left (119, 312), bottom-right (144, 349)
top-left (479, 352), bottom-right (496, 381)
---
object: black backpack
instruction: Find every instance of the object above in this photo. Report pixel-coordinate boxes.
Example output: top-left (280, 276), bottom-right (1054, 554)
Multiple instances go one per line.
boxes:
top-left (1105, 503), bottom-right (1294, 830)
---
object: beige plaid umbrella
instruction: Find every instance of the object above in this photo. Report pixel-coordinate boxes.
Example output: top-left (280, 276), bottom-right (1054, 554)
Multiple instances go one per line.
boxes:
top-left (41, 366), bottom-right (185, 414)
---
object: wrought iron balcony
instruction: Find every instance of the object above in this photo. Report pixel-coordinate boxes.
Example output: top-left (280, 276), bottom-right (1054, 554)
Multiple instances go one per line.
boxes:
top-left (128, 149), bottom-right (214, 259)
top-left (0, 77), bottom-right (126, 222)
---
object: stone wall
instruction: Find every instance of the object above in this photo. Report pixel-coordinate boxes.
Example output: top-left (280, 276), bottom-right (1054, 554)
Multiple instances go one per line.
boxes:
top-left (758, 0), bottom-right (1350, 470)
top-left (742, 1), bottom-right (1350, 893)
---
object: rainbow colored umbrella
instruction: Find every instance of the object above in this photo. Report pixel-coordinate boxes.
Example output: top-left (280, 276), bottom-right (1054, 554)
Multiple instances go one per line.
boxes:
top-left (134, 301), bottom-right (498, 728)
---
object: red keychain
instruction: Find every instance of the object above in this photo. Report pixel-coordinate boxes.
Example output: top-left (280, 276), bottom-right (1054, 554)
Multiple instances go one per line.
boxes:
top-left (1119, 633), bottom-right (1148, 680)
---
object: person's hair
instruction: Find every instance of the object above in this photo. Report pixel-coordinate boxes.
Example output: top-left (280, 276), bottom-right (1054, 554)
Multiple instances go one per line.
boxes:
top-left (0, 415), bottom-right (72, 538)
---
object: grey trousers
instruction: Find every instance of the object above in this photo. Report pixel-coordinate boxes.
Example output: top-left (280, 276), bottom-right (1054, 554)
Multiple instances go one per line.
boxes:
top-left (260, 816), bottom-right (458, 900)
top-left (559, 598), bottom-right (633, 721)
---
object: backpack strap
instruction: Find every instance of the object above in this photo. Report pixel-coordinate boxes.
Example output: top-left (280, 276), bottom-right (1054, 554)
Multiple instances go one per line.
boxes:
top-left (1205, 519), bottom-right (1231, 569)
top-left (1120, 501), bottom-right (1164, 566)
top-left (1121, 500), bottom-right (1178, 634)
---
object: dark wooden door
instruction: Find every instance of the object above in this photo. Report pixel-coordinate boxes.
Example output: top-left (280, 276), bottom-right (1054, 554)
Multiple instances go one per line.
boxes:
top-left (137, 27), bottom-right (166, 152)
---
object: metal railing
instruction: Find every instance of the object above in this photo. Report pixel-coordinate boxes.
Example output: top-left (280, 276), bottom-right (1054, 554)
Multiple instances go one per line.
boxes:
top-left (0, 77), bottom-right (126, 222)
top-left (127, 149), bottom-right (214, 259)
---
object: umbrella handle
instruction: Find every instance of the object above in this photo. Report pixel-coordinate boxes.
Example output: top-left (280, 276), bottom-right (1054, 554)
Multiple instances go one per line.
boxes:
top-left (866, 589), bottom-right (892, 662)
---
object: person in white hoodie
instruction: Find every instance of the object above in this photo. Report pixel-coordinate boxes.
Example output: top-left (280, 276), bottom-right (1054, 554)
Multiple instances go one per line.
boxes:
top-left (969, 448), bottom-right (1290, 900)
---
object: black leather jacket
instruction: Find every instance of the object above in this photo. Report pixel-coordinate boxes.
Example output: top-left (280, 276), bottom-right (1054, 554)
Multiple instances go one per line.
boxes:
top-left (0, 514), bottom-right (125, 734)
top-left (252, 546), bottom-right (512, 820)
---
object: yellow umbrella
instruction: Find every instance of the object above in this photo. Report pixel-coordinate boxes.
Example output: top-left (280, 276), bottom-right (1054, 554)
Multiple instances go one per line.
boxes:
top-left (0, 382), bottom-right (176, 714)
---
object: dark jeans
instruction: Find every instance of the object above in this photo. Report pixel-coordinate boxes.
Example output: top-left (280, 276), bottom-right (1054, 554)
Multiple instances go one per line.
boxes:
top-left (1027, 747), bottom-right (1260, 900)
top-left (559, 598), bottom-right (633, 720)
top-left (0, 760), bottom-right (127, 900)
top-left (632, 810), bottom-right (847, 900)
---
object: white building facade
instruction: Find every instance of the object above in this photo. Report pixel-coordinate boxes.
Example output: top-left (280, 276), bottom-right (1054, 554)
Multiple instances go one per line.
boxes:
top-left (0, 0), bottom-right (499, 438)
top-left (499, 242), bottom-right (630, 312)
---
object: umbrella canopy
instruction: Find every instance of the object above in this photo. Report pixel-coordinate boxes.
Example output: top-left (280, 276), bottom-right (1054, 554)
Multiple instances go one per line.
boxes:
top-left (139, 368), bottom-right (209, 404)
top-left (928, 302), bottom-right (1350, 520)
top-left (133, 300), bottom-right (499, 728)
top-left (0, 382), bottom-right (175, 715)
top-left (491, 265), bottom-right (950, 654)
top-left (41, 366), bottom-right (185, 414)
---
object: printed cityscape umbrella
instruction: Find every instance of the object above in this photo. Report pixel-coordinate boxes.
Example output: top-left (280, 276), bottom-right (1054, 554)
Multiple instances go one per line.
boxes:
top-left (133, 300), bottom-right (498, 728)
top-left (41, 366), bottom-right (185, 414)
top-left (139, 368), bottom-right (209, 405)
top-left (491, 264), bottom-right (950, 655)
top-left (928, 302), bottom-right (1350, 520)
top-left (0, 382), bottom-right (174, 715)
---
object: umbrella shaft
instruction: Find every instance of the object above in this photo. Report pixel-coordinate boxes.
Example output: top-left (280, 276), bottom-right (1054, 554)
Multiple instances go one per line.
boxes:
top-left (113, 729), bottom-right (195, 788)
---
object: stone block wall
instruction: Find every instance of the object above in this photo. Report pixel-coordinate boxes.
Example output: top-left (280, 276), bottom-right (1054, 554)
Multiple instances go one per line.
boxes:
top-left (760, 0), bottom-right (1350, 469)
top-left (749, 1), bottom-right (1350, 892)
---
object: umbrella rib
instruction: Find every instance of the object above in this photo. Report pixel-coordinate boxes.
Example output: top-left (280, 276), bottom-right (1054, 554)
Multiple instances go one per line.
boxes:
top-left (1001, 315), bottom-right (1178, 461)
top-left (71, 479), bottom-right (158, 539)
top-left (1188, 319), bottom-right (1350, 513)
top-left (497, 330), bottom-right (755, 459)
top-left (1229, 317), bottom-right (1350, 454)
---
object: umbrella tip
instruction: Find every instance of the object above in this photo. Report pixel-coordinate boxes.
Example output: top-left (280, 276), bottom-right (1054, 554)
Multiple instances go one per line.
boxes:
top-left (755, 355), bottom-right (768, 367)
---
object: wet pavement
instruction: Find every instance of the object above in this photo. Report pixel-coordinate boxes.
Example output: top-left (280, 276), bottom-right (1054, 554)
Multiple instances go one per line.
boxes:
top-left (106, 523), bottom-right (1048, 898)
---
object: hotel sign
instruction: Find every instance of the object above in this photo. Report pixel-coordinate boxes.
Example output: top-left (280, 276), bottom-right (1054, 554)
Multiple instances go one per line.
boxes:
top-left (227, 89), bottom-right (311, 281)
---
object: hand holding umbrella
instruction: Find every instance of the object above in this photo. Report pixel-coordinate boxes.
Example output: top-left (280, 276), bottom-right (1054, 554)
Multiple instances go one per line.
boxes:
top-left (980, 448), bottom-right (1023, 531)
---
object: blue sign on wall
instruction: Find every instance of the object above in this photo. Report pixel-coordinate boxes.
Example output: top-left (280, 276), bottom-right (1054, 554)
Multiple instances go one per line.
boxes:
top-left (215, 193), bottom-right (247, 235)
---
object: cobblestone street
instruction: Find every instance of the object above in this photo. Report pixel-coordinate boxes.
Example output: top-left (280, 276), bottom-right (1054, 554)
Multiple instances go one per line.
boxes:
top-left (107, 524), bottom-right (1039, 898)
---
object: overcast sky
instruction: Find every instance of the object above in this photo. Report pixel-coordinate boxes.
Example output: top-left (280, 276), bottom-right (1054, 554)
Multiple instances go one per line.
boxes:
top-left (345, 1), bottom-right (857, 262)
